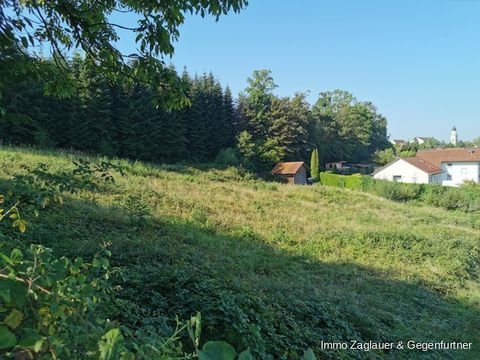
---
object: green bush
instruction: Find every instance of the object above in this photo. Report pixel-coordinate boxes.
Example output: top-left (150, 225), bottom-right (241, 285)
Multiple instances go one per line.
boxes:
top-left (319, 172), bottom-right (425, 204)
top-left (421, 185), bottom-right (480, 211)
top-left (319, 172), bottom-right (345, 188)
top-left (344, 174), bottom-right (363, 190)
top-left (359, 175), bottom-right (375, 191)
top-left (318, 172), bottom-right (480, 210)
top-left (373, 181), bottom-right (423, 202)
top-left (214, 148), bottom-right (241, 168)
top-left (320, 172), bottom-right (365, 190)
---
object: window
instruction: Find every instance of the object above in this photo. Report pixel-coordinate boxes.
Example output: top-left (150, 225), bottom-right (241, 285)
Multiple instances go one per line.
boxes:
top-left (393, 175), bottom-right (402, 182)
top-left (447, 163), bottom-right (452, 166)
top-left (447, 174), bottom-right (452, 181)
top-left (461, 168), bottom-right (468, 175)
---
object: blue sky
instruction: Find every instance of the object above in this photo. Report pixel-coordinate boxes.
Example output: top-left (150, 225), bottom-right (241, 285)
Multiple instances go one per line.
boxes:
top-left (120, 0), bottom-right (480, 141)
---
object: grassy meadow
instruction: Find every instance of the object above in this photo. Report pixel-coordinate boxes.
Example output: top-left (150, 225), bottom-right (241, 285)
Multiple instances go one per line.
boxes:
top-left (1, 146), bottom-right (479, 359)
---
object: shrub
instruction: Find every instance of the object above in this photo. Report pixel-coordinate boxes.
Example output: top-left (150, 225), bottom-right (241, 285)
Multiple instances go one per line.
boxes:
top-left (344, 174), bottom-right (363, 190)
top-left (214, 148), bottom-right (241, 168)
top-left (319, 172), bottom-right (345, 188)
top-left (319, 172), bottom-right (424, 202)
top-left (373, 181), bottom-right (422, 202)
top-left (359, 175), bottom-right (375, 191)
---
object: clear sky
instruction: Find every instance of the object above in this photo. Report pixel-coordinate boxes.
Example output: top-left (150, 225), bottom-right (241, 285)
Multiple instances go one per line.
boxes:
top-left (120, 0), bottom-right (480, 142)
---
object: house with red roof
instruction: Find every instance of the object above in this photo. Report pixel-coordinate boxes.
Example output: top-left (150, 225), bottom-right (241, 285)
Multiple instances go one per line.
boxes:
top-left (373, 148), bottom-right (480, 186)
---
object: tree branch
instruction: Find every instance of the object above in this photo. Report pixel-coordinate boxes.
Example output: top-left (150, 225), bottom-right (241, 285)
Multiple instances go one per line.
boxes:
top-left (0, 273), bottom-right (52, 295)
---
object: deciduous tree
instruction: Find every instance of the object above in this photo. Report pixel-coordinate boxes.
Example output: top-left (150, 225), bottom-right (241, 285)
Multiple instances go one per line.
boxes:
top-left (0, 0), bottom-right (248, 105)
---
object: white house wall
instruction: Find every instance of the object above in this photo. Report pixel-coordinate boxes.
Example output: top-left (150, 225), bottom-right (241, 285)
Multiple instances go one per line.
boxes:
top-left (441, 162), bottom-right (480, 186)
top-left (374, 159), bottom-right (430, 184)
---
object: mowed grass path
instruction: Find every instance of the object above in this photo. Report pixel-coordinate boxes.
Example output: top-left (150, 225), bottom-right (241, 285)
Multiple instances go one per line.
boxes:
top-left (1, 147), bottom-right (479, 359)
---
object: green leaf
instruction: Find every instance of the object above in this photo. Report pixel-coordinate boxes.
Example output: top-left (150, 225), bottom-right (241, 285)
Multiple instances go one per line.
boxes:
top-left (0, 325), bottom-right (17, 350)
top-left (10, 248), bottom-right (23, 263)
top-left (238, 348), bottom-right (253, 360)
top-left (12, 219), bottom-right (27, 233)
top-left (51, 258), bottom-right (68, 281)
top-left (4, 309), bottom-right (24, 329)
top-left (98, 328), bottom-right (124, 360)
top-left (0, 252), bottom-right (13, 265)
top-left (198, 341), bottom-right (236, 360)
top-left (18, 328), bottom-right (44, 352)
top-left (302, 349), bottom-right (316, 360)
top-left (93, 257), bottom-right (109, 270)
top-left (0, 279), bottom-right (27, 308)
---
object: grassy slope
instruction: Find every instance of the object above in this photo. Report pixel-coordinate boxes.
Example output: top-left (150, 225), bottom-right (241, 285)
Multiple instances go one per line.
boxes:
top-left (1, 146), bottom-right (479, 359)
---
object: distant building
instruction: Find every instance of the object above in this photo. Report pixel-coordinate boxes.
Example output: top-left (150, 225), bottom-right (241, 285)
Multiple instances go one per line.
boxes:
top-left (272, 161), bottom-right (308, 185)
top-left (411, 137), bottom-right (431, 145)
top-left (373, 148), bottom-right (480, 186)
top-left (390, 139), bottom-right (407, 147)
top-left (450, 126), bottom-right (458, 146)
top-left (325, 161), bottom-right (348, 171)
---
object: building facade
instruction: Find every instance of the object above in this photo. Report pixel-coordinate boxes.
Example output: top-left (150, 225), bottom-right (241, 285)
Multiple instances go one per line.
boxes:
top-left (272, 161), bottom-right (309, 185)
top-left (373, 148), bottom-right (480, 187)
top-left (373, 158), bottom-right (443, 184)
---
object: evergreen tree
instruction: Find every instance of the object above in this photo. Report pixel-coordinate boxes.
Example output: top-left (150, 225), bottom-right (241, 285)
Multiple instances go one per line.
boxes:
top-left (185, 75), bottom-right (210, 161)
top-left (310, 148), bottom-right (320, 180)
top-left (116, 85), bottom-right (153, 159)
top-left (1, 57), bottom-right (390, 173)
top-left (222, 86), bottom-right (236, 148)
top-left (77, 60), bottom-right (116, 155)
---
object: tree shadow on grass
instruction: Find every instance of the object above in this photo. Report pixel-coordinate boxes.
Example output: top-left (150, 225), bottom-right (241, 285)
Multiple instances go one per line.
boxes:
top-left (3, 191), bottom-right (480, 360)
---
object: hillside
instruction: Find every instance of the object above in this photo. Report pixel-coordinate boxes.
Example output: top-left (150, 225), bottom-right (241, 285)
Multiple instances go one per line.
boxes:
top-left (1, 146), bottom-right (479, 359)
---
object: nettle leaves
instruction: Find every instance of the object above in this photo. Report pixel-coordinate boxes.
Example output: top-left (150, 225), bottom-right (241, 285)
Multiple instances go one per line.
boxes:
top-left (0, 242), bottom-right (114, 358)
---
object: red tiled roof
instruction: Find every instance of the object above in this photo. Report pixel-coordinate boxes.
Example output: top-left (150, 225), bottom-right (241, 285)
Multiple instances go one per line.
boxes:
top-left (272, 161), bottom-right (307, 175)
top-left (401, 157), bottom-right (443, 175)
top-left (416, 148), bottom-right (480, 168)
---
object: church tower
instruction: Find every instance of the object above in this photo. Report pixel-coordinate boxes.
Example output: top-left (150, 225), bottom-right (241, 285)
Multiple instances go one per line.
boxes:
top-left (450, 126), bottom-right (458, 146)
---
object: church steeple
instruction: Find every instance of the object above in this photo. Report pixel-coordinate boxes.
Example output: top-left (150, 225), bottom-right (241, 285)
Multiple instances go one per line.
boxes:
top-left (450, 126), bottom-right (458, 146)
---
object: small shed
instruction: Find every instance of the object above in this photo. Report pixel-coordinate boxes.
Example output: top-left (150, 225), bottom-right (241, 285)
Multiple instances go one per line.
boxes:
top-left (272, 161), bottom-right (309, 185)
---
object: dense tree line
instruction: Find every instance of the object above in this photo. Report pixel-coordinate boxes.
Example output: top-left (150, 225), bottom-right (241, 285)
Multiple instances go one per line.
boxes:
top-left (236, 72), bottom-right (390, 173)
top-left (0, 55), bottom-right (390, 174)
top-left (0, 55), bottom-right (236, 164)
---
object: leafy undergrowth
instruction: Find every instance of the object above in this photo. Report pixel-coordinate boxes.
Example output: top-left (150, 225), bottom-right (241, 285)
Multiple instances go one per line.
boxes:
top-left (1, 146), bottom-right (480, 359)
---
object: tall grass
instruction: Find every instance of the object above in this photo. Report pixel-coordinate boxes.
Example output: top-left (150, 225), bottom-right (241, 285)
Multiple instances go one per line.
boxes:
top-left (1, 146), bottom-right (479, 359)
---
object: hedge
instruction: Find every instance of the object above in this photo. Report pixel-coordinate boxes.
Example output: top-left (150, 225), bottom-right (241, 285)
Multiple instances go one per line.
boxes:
top-left (319, 171), bottom-right (480, 212)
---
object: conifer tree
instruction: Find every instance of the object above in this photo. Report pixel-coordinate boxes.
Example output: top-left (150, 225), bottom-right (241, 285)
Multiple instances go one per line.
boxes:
top-left (222, 86), bottom-right (236, 149)
top-left (205, 73), bottom-right (227, 158)
top-left (185, 75), bottom-right (210, 161)
top-left (310, 148), bottom-right (320, 180)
